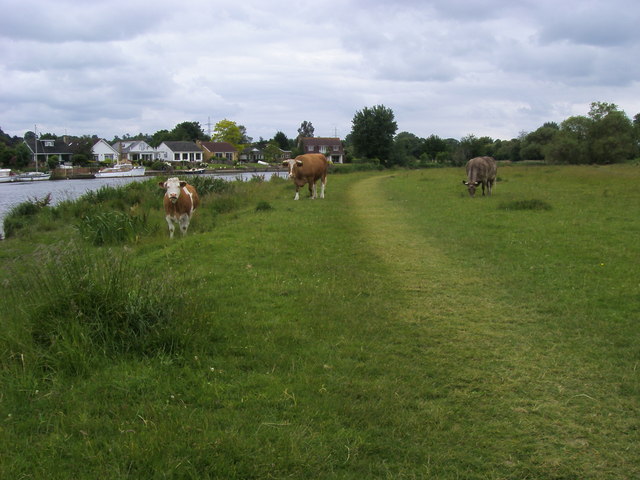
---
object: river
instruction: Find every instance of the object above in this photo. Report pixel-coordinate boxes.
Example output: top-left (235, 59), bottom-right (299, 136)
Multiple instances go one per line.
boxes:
top-left (0, 171), bottom-right (287, 237)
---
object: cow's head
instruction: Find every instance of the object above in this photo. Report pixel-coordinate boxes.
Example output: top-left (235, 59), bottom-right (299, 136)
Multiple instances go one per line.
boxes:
top-left (159, 177), bottom-right (187, 204)
top-left (462, 180), bottom-right (482, 197)
top-left (282, 159), bottom-right (301, 178)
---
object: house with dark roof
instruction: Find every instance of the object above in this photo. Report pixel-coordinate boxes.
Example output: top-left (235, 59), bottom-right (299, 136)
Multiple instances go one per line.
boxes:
top-left (300, 137), bottom-right (344, 163)
top-left (23, 137), bottom-right (74, 167)
top-left (197, 141), bottom-right (238, 163)
top-left (156, 141), bottom-right (203, 163)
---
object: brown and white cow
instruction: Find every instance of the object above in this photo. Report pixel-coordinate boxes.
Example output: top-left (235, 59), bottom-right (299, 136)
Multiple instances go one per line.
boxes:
top-left (462, 156), bottom-right (497, 197)
top-left (282, 153), bottom-right (328, 200)
top-left (159, 177), bottom-right (200, 238)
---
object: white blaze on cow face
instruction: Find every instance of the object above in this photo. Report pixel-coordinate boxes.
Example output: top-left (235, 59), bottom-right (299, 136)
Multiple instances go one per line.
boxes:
top-left (283, 159), bottom-right (296, 178)
top-left (164, 177), bottom-right (185, 204)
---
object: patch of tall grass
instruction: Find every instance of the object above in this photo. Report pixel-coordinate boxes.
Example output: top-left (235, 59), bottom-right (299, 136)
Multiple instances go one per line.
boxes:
top-left (2, 194), bottom-right (52, 238)
top-left (2, 244), bottom-right (194, 377)
top-left (77, 209), bottom-right (152, 245)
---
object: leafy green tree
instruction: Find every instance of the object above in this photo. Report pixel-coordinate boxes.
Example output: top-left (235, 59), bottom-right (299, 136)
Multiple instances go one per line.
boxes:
top-left (544, 116), bottom-right (590, 164)
top-left (69, 135), bottom-right (97, 166)
top-left (150, 129), bottom-right (172, 148)
top-left (273, 131), bottom-right (290, 150)
top-left (297, 121), bottom-right (314, 139)
top-left (263, 142), bottom-right (284, 163)
top-left (350, 105), bottom-right (398, 166)
top-left (212, 119), bottom-right (245, 152)
top-left (587, 102), bottom-right (636, 163)
top-left (521, 123), bottom-right (558, 160)
top-left (14, 143), bottom-right (31, 169)
top-left (392, 132), bottom-right (423, 166)
top-left (422, 134), bottom-right (448, 161)
top-left (633, 113), bottom-right (640, 147)
top-left (171, 121), bottom-right (207, 142)
top-left (452, 135), bottom-right (493, 166)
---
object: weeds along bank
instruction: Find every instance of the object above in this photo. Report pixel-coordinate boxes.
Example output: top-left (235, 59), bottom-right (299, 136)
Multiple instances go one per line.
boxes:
top-left (1, 165), bottom-right (639, 479)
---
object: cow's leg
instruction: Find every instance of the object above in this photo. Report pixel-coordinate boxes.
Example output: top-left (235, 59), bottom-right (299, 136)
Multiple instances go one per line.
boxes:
top-left (310, 181), bottom-right (317, 199)
top-left (179, 213), bottom-right (190, 236)
top-left (481, 181), bottom-right (486, 196)
top-left (294, 185), bottom-right (300, 200)
top-left (166, 215), bottom-right (175, 239)
top-left (320, 176), bottom-right (326, 199)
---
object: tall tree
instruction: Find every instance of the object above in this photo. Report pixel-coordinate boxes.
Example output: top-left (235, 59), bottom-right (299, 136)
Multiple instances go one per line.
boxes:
top-left (297, 121), bottom-right (314, 139)
top-left (350, 105), bottom-right (398, 165)
top-left (273, 131), bottom-right (290, 150)
top-left (171, 121), bottom-right (207, 142)
top-left (392, 132), bottom-right (423, 166)
top-left (212, 119), bottom-right (245, 152)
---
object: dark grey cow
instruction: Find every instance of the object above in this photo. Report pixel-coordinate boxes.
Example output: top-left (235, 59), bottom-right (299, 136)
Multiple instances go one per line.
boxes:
top-left (462, 156), bottom-right (497, 197)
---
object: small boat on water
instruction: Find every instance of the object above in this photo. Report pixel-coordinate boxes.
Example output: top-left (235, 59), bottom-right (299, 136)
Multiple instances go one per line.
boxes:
top-left (94, 163), bottom-right (146, 178)
top-left (0, 169), bottom-right (15, 183)
top-left (13, 171), bottom-right (51, 182)
top-left (187, 167), bottom-right (206, 174)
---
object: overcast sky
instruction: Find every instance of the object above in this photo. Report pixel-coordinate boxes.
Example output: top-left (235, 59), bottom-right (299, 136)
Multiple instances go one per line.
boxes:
top-left (1, 0), bottom-right (639, 143)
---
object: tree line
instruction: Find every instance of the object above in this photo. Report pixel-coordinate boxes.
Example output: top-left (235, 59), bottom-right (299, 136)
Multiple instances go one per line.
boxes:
top-left (1, 101), bottom-right (638, 170)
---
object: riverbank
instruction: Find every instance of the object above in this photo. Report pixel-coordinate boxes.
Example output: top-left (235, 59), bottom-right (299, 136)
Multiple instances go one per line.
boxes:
top-left (48, 165), bottom-right (285, 180)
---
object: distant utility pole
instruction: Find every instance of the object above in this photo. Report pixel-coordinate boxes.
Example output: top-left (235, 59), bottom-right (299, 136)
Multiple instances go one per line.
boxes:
top-left (206, 116), bottom-right (213, 137)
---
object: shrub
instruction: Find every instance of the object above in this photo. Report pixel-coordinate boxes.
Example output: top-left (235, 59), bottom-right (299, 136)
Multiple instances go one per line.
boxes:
top-left (498, 199), bottom-right (552, 211)
top-left (255, 201), bottom-right (273, 212)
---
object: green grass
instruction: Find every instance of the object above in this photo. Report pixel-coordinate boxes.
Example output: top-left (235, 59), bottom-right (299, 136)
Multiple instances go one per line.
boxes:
top-left (0, 165), bottom-right (638, 478)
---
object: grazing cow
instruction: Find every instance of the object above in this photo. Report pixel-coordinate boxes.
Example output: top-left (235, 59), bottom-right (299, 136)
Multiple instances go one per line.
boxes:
top-left (159, 177), bottom-right (200, 238)
top-left (282, 153), bottom-right (328, 200)
top-left (462, 156), bottom-right (497, 197)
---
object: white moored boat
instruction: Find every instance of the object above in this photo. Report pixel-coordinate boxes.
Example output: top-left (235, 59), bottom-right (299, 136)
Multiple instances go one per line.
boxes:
top-left (0, 169), bottom-right (15, 183)
top-left (13, 171), bottom-right (51, 182)
top-left (94, 163), bottom-right (146, 178)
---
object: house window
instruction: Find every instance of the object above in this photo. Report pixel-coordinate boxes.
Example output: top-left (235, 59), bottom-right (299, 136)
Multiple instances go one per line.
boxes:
top-left (333, 145), bottom-right (339, 151)
top-left (174, 153), bottom-right (180, 161)
top-left (307, 146), bottom-right (313, 152)
top-left (44, 140), bottom-right (54, 147)
top-left (182, 153), bottom-right (189, 161)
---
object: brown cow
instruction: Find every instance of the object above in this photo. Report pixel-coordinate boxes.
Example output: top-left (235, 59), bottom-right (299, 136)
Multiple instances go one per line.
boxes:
top-left (282, 153), bottom-right (328, 200)
top-left (159, 177), bottom-right (200, 238)
top-left (462, 156), bottom-right (497, 197)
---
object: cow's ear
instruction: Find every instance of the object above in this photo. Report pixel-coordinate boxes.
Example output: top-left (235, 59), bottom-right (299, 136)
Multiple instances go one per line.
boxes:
top-left (462, 180), bottom-right (468, 185)
top-left (296, 160), bottom-right (304, 166)
top-left (180, 181), bottom-right (187, 187)
top-left (158, 181), bottom-right (166, 188)
top-left (475, 181), bottom-right (482, 186)
top-left (282, 161), bottom-right (288, 166)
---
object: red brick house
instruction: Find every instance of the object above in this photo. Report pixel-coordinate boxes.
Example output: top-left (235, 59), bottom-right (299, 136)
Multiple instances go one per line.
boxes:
top-left (300, 137), bottom-right (344, 163)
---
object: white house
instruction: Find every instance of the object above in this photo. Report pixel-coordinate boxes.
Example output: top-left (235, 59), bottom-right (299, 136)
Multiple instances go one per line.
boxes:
top-left (92, 139), bottom-right (120, 163)
top-left (112, 140), bottom-right (157, 162)
top-left (157, 141), bottom-right (203, 163)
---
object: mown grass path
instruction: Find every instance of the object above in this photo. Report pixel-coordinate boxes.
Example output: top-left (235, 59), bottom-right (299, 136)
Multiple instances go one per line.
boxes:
top-left (346, 171), bottom-right (639, 479)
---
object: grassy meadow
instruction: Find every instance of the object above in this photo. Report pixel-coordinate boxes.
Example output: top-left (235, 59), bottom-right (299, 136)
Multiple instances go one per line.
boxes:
top-left (0, 164), bottom-right (639, 479)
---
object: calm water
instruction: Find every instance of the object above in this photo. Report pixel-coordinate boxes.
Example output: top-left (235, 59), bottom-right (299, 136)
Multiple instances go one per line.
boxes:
top-left (0, 171), bottom-right (286, 236)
